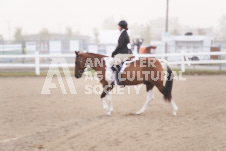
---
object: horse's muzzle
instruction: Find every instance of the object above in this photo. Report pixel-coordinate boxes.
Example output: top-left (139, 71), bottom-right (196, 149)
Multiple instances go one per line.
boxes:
top-left (75, 74), bottom-right (81, 78)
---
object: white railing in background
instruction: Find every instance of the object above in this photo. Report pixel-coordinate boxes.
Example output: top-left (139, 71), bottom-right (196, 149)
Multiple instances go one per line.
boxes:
top-left (0, 51), bottom-right (226, 75)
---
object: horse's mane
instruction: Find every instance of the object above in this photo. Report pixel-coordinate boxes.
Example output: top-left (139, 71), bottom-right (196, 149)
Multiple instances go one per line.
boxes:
top-left (81, 52), bottom-right (107, 58)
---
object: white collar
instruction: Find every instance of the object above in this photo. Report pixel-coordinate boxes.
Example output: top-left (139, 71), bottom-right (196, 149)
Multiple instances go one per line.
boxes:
top-left (120, 29), bottom-right (125, 35)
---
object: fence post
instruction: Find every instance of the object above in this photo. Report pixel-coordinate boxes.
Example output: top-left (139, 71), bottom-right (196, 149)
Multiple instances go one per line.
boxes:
top-left (180, 52), bottom-right (185, 72)
top-left (35, 51), bottom-right (40, 75)
top-left (219, 45), bottom-right (222, 71)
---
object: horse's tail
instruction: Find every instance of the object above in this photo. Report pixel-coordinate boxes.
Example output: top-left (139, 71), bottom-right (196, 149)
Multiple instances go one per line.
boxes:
top-left (158, 58), bottom-right (170, 69)
top-left (162, 65), bottom-right (173, 102)
top-left (157, 59), bottom-right (173, 102)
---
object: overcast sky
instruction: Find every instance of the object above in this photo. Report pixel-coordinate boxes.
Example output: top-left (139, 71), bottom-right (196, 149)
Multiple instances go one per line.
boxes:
top-left (0, 0), bottom-right (226, 39)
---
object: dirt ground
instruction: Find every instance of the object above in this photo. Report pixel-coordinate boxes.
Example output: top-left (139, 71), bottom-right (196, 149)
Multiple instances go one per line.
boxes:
top-left (0, 75), bottom-right (226, 151)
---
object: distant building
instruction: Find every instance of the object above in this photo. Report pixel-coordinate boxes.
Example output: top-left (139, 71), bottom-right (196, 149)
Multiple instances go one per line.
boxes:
top-left (0, 35), bottom-right (3, 44)
top-left (89, 30), bottom-right (118, 54)
top-left (89, 30), bottom-right (118, 45)
top-left (24, 33), bottom-right (90, 54)
top-left (162, 35), bottom-right (212, 53)
top-left (151, 35), bottom-right (213, 61)
top-left (212, 41), bottom-right (226, 50)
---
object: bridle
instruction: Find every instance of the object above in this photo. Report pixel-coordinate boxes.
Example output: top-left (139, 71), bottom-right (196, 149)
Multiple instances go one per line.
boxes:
top-left (75, 55), bottom-right (84, 75)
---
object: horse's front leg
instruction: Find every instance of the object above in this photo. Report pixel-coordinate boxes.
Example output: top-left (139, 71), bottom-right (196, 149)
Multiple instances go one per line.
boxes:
top-left (136, 84), bottom-right (154, 115)
top-left (107, 92), bottom-right (113, 112)
top-left (101, 91), bottom-right (109, 112)
top-left (101, 84), bottom-right (114, 116)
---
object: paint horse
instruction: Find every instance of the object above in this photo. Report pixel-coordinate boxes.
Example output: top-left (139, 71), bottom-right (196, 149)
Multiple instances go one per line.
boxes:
top-left (74, 51), bottom-right (178, 116)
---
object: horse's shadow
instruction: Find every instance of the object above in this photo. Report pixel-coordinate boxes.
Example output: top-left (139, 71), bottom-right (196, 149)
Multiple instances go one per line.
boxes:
top-left (121, 113), bottom-right (138, 116)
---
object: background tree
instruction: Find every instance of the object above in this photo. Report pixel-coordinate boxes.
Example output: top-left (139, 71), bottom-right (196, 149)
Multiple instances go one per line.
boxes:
top-left (65, 27), bottom-right (73, 39)
top-left (39, 28), bottom-right (50, 41)
top-left (0, 35), bottom-right (4, 43)
top-left (74, 30), bottom-right (81, 35)
top-left (171, 29), bottom-right (179, 35)
top-left (93, 27), bottom-right (99, 44)
top-left (102, 17), bottom-right (117, 30)
top-left (169, 17), bottom-right (181, 34)
top-left (14, 27), bottom-right (23, 42)
top-left (141, 24), bottom-right (152, 45)
top-left (129, 23), bottom-right (141, 38)
top-left (130, 23), bottom-right (152, 45)
top-left (216, 15), bottom-right (226, 40)
top-left (197, 28), bottom-right (206, 35)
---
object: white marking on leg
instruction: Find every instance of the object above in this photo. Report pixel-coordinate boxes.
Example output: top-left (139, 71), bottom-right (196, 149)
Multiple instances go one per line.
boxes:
top-left (107, 94), bottom-right (112, 116)
top-left (102, 98), bottom-right (109, 111)
top-left (107, 110), bottom-right (111, 116)
top-left (171, 99), bottom-right (178, 116)
top-left (136, 89), bottom-right (154, 115)
top-left (107, 94), bottom-right (114, 112)
top-left (107, 94), bottom-right (112, 100)
top-left (0, 137), bottom-right (19, 143)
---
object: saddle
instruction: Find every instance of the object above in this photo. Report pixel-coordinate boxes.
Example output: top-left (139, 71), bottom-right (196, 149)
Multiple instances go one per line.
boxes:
top-left (104, 56), bottom-right (138, 85)
top-left (125, 56), bottom-right (135, 61)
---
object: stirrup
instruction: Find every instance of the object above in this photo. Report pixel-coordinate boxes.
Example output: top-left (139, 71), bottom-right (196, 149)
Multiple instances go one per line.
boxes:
top-left (111, 66), bottom-right (117, 72)
top-left (116, 72), bottom-right (125, 87)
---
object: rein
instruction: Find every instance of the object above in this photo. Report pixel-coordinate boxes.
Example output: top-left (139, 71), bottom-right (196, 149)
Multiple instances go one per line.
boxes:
top-left (76, 54), bottom-right (84, 74)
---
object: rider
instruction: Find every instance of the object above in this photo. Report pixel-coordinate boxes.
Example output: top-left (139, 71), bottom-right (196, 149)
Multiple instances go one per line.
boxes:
top-left (111, 20), bottom-right (133, 86)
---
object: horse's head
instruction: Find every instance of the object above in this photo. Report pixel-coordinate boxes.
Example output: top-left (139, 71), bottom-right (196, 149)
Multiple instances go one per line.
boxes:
top-left (74, 51), bottom-right (86, 78)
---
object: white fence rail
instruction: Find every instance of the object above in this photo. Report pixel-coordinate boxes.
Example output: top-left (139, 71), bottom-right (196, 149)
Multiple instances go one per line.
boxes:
top-left (0, 51), bottom-right (226, 75)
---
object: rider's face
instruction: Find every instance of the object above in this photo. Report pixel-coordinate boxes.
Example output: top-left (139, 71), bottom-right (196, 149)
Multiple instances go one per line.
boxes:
top-left (118, 26), bottom-right (122, 31)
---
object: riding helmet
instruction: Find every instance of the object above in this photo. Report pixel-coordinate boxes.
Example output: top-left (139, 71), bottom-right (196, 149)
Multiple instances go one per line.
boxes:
top-left (118, 20), bottom-right (128, 30)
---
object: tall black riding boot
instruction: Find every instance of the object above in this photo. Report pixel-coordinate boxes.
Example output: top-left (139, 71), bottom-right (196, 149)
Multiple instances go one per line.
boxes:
top-left (111, 65), bottom-right (124, 86)
top-left (115, 65), bottom-right (124, 86)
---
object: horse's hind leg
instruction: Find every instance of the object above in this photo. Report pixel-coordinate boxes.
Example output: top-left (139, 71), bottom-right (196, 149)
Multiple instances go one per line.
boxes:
top-left (101, 91), bottom-right (109, 111)
top-left (153, 78), bottom-right (178, 116)
top-left (136, 83), bottom-right (154, 115)
top-left (107, 94), bottom-right (113, 112)
top-left (171, 99), bottom-right (178, 116)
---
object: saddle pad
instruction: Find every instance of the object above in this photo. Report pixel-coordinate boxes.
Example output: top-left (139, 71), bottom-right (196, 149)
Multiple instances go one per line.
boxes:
top-left (120, 57), bottom-right (139, 73)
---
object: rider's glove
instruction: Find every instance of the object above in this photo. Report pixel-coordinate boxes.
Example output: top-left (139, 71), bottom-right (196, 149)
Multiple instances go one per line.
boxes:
top-left (111, 52), bottom-right (116, 57)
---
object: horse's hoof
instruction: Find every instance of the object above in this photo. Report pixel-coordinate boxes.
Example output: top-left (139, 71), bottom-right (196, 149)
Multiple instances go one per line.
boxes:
top-left (107, 95), bottom-right (112, 100)
top-left (110, 107), bottom-right (114, 112)
top-left (103, 105), bottom-right (109, 111)
top-left (107, 111), bottom-right (111, 116)
top-left (173, 111), bottom-right (177, 116)
top-left (136, 112), bottom-right (142, 115)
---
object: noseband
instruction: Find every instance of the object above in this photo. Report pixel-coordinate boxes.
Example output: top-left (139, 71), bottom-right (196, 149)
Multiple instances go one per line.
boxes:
top-left (76, 55), bottom-right (84, 74)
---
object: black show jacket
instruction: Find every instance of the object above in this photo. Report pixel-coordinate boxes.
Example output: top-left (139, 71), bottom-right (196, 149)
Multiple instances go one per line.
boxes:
top-left (112, 30), bottom-right (132, 57)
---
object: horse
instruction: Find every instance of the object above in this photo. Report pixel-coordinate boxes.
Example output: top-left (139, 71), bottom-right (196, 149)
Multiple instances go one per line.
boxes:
top-left (139, 46), bottom-right (157, 54)
top-left (74, 51), bottom-right (178, 116)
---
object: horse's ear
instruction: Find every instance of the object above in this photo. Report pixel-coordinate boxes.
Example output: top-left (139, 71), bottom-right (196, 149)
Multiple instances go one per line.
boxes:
top-left (75, 51), bottom-right (80, 56)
